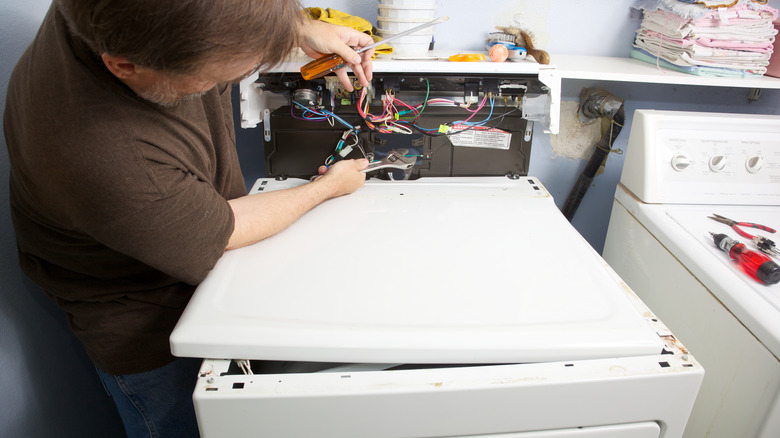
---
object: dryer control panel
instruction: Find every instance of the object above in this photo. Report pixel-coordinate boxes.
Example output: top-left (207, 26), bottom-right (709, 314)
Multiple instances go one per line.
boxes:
top-left (247, 72), bottom-right (544, 180)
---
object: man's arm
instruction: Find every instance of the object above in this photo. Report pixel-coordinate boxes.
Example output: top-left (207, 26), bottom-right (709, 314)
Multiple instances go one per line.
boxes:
top-left (225, 158), bottom-right (368, 250)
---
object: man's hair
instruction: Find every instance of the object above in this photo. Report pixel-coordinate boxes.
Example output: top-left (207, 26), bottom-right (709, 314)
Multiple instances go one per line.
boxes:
top-left (56, 0), bottom-right (304, 75)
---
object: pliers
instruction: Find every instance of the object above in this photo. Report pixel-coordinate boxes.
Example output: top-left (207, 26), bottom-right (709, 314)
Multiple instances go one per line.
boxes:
top-left (709, 213), bottom-right (779, 256)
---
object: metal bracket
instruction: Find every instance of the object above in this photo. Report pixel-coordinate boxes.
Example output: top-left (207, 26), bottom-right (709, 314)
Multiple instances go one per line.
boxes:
top-left (263, 109), bottom-right (271, 142)
top-left (537, 65), bottom-right (561, 135)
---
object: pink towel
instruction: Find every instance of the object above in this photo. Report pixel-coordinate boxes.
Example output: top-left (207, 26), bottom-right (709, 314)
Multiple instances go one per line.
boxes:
top-left (696, 36), bottom-right (774, 51)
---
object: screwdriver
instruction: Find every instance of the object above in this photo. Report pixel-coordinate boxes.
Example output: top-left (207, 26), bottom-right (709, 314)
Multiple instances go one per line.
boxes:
top-left (300, 16), bottom-right (449, 81)
top-left (709, 232), bottom-right (780, 285)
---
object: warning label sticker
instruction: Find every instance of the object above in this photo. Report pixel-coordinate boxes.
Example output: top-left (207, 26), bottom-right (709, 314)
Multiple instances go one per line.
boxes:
top-left (447, 124), bottom-right (512, 150)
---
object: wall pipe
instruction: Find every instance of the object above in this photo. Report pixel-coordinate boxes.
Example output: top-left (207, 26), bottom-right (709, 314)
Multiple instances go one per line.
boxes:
top-left (561, 88), bottom-right (625, 221)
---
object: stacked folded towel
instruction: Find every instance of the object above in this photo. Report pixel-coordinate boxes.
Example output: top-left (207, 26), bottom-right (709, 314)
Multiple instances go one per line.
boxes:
top-left (631, 0), bottom-right (778, 77)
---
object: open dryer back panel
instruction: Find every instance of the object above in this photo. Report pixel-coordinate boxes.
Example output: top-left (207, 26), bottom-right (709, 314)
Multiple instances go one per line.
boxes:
top-left (256, 73), bottom-right (539, 179)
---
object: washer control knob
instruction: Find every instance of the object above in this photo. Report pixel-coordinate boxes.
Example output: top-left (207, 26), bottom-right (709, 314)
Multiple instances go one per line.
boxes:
top-left (709, 155), bottom-right (727, 173)
top-left (746, 156), bottom-right (764, 174)
top-left (671, 154), bottom-right (691, 172)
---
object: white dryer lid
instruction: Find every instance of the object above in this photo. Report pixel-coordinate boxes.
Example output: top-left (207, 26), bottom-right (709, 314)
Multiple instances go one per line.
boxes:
top-left (171, 177), bottom-right (663, 363)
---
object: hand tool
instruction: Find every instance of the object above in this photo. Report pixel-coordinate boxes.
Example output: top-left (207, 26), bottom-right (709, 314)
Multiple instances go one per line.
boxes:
top-left (300, 16), bottom-right (449, 81)
top-left (361, 151), bottom-right (416, 173)
top-left (709, 214), bottom-right (779, 256)
top-left (709, 232), bottom-right (780, 285)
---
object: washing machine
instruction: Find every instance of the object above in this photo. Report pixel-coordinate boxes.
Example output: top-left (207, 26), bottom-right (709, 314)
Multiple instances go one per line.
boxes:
top-left (604, 109), bottom-right (780, 438)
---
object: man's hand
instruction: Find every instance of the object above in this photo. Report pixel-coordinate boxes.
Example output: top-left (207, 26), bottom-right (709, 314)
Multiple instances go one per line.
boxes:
top-left (314, 158), bottom-right (369, 196)
top-left (299, 19), bottom-right (374, 91)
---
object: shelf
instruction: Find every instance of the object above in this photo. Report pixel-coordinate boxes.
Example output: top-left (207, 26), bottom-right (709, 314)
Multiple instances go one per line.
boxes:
top-left (360, 53), bottom-right (544, 75)
top-left (239, 53), bottom-right (780, 134)
top-left (551, 54), bottom-right (780, 89)
top-left (267, 52), bottom-right (780, 89)
top-left (268, 51), bottom-right (544, 75)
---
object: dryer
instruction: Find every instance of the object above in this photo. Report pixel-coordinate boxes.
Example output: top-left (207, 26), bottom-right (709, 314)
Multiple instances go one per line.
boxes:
top-left (171, 59), bottom-right (703, 438)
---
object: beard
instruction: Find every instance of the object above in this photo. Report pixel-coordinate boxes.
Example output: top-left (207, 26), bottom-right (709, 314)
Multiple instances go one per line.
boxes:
top-left (135, 76), bottom-right (209, 108)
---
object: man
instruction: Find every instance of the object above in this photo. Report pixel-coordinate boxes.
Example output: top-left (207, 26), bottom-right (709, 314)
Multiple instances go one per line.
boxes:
top-left (4, 0), bottom-right (374, 436)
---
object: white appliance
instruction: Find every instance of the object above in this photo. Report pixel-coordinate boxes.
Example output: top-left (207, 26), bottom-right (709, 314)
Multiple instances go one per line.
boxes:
top-left (603, 110), bottom-right (780, 438)
top-left (171, 174), bottom-right (703, 437)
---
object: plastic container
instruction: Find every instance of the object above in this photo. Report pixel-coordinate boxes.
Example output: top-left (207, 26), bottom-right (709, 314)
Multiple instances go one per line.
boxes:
top-left (376, 26), bottom-right (435, 36)
top-left (378, 5), bottom-right (436, 20)
top-left (379, 0), bottom-right (436, 6)
top-left (389, 41), bottom-right (432, 56)
top-left (376, 31), bottom-right (432, 56)
top-left (376, 0), bottom-right (438, 56)
top-left (377, 32), bottom-right (432, 48)
top-left (376, 31), bottom-right (433, 43)
top-left (377, 16), bottom-right (435, 32)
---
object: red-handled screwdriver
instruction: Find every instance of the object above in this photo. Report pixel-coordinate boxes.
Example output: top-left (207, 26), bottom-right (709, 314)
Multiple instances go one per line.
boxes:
top-left (710, 232), bottom-right (780, 285)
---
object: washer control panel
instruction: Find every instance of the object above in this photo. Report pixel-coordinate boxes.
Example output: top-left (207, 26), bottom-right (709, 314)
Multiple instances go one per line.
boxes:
top-left (659, 128), bottom-right (779, 181)
top-left (620, 110), bottom-right (780, 205)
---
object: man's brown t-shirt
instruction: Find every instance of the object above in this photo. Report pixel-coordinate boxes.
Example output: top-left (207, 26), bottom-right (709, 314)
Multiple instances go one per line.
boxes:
top-left (4, 5), bottom-right (247, 375)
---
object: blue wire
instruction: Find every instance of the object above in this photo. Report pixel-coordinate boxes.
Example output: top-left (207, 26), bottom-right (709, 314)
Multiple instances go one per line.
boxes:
top-left (292, 100), bottom-right (328, 120)
top-left (318, 108), bottom-right (355, 131)
top-left (292, 100), bottom-right (354, 130)
top-left (452, 96), bottom-right (495, 127)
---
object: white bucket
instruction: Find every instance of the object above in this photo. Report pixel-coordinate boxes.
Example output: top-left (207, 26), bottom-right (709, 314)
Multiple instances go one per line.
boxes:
top-left (376, 31), bottom-right (432, 56)
top-left (390, 41), bottom-right (431, 56)
top-left (378, 5), bottom-right (437, 20)
top-left (379, 0), bottom-right (436, 6)
top-left (376, 16), bottom-right (436, 32)
top-left (376, 26), bottom-right (435, 36)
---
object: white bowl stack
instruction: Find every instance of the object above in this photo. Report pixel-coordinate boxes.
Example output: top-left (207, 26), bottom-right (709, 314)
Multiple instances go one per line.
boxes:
top-left (376, 0), bottom-right (437, 56)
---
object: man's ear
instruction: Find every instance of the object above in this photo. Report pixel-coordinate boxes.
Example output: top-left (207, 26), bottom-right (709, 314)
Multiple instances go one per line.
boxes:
top-left (101, 53), bottom-right (138, 79)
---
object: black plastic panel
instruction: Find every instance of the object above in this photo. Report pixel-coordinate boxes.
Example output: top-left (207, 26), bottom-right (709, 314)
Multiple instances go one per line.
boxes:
top-left (265, 105), bottom-right (531, 180)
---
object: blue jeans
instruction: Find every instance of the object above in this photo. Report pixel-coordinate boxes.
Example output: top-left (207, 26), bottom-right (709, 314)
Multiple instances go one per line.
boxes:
top-left (97, 358), bottom-right (201, 438)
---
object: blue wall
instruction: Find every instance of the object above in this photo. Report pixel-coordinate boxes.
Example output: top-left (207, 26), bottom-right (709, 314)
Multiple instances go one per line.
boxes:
top-left (1, 1), bottom-right (126, 436)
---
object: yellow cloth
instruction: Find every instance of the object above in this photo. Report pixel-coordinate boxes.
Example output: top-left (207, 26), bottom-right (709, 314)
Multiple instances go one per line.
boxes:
top-left (305, 7), bottom-right (393, 55)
